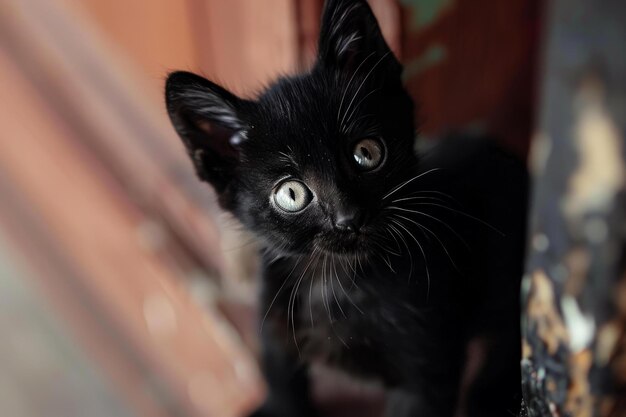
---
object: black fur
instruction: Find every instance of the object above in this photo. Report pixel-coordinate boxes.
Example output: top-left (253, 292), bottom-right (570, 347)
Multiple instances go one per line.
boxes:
top-left (165, 1), bottom-right (527, 416)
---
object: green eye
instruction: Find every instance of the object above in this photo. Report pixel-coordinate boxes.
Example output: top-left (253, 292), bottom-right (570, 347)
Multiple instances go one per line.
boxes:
top-left (353, 138), bottom-right (384, 170)
top-left (273, 180), bottom-right (312, 212)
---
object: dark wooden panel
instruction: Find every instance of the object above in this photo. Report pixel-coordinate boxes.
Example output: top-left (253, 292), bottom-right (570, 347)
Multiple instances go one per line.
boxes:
top-left (400, 0), bottom-right (543, 157)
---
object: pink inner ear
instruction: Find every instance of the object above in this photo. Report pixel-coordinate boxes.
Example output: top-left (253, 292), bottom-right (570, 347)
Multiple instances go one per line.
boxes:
top-left (196, 120), bottom-right (213, 134)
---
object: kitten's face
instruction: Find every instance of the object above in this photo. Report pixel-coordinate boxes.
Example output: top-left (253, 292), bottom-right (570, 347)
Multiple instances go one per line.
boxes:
top-left (166, 0), bottom-right (416, 257)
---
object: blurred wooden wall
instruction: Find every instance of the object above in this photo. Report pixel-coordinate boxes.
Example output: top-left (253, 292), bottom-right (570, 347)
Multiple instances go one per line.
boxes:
top-left (63, 0), bottom-right (300, 97)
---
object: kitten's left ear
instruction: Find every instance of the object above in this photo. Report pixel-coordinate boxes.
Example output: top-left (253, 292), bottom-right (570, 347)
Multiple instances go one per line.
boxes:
top-left (165, 71), bottom-right (250, 194)
top-left (317, 0), bottom-right (401, 74)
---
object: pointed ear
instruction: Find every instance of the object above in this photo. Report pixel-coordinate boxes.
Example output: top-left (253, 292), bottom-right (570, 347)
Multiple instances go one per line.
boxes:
top-left (165, 71), bottom-right (249, 193)
top-left (317, 0), bottom-right (400, 74)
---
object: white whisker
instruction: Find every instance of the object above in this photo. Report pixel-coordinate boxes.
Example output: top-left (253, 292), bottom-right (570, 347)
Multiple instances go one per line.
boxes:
top-left (392, 213), bottom-right (461, 273)
top-left (405, 202), bottom-right (504, 235)
top-left (378, 251), bottom-right (396, 273)
top-left (335, 258), bottom-right (364, 314)
top-left (388, 222), bottom-right (413, 281)
top-left (385, 206), bottom-right (470, 250)
top-left (390, 218), bottom-right (430, 297)
top-left (288, 249), bottom-right (319, 354)
top-left (342, 87), bottom-right (380, 130)
top-left (261, 255), bottom-right (302, 332)
top-left (321, 255), bottom-right (333, 322)
top-left (382, 168), bottom-right (442, 200)
top-left (392, 195), bottom-right (448, 204)
top-left (330, 258), bottom-right (348, 319)
top-left (403, 190), bottom-right (461, 205)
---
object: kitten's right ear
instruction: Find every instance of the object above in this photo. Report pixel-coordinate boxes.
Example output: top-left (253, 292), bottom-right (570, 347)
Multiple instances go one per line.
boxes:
top-left (165, 71), bottom-right (249, 193)
top-left (317, 0), bottom-right (400, 74)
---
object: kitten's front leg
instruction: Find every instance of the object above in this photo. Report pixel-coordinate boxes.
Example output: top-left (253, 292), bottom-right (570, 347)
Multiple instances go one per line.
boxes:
top-left (250, 322), bottom-right (317, 417)
top-left (251, 257), bottom-right (319, 417)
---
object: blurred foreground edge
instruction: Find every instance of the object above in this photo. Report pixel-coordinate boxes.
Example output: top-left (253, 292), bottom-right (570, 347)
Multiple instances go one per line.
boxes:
top-left (0, 0), bottom-right (266, 416)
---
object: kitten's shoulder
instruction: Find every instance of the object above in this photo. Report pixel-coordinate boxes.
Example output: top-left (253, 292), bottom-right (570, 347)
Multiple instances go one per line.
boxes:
top-left (418, 132), bottom-right (526, 175)
top-left (416, 132), bottom-right (528, 197)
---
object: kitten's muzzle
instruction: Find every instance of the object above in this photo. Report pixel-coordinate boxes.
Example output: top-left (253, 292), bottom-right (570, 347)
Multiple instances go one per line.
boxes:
top-left (333, 209), bottom-right (365, 233)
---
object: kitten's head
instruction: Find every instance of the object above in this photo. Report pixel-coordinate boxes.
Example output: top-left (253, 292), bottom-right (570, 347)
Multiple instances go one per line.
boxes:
top-left (166, 0), bottom-right (416, 258)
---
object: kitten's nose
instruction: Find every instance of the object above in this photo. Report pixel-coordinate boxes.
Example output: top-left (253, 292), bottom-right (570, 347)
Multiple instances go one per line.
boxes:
top-left (334, 211), bottom-right (363, 233)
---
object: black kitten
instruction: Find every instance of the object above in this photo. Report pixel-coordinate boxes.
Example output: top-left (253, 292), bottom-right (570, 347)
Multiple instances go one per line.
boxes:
top-left (165, 1), bottom-right (527, 416)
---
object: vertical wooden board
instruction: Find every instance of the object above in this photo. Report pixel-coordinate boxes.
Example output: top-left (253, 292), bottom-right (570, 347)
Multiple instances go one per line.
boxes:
top-left (61, 0), bottom-right (200, 97)
top-left (191, 0), bottom-right (299, 94)
top-left (294, 0), bottom-right (324, 67)
top-left (399, 0), bottom-right (543, 156)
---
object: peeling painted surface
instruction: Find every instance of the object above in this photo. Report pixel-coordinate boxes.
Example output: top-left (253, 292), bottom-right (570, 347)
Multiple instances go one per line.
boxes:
top-left (527, 270), bottom-right (570, 355)
top-left (565, 77), bottom-right (624, 221)
top-left (561, 296), bottom-right (595, 353)
top-left (522, 0), bottom-right (626, 415)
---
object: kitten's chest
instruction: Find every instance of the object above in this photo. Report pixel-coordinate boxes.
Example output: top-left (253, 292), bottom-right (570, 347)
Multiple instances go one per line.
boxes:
top-left (295, 280), bottom-right (375, 371)
top-left (292, 271), bottom-right (404, 381)
top-left (297, 279), bottom-right (360, 348)
top-left (263, 256), bottom-right (421, 380)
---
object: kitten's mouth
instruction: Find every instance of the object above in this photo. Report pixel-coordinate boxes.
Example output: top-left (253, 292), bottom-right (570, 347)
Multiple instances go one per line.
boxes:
top-left (314, 230), bottom-right (369, 257)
